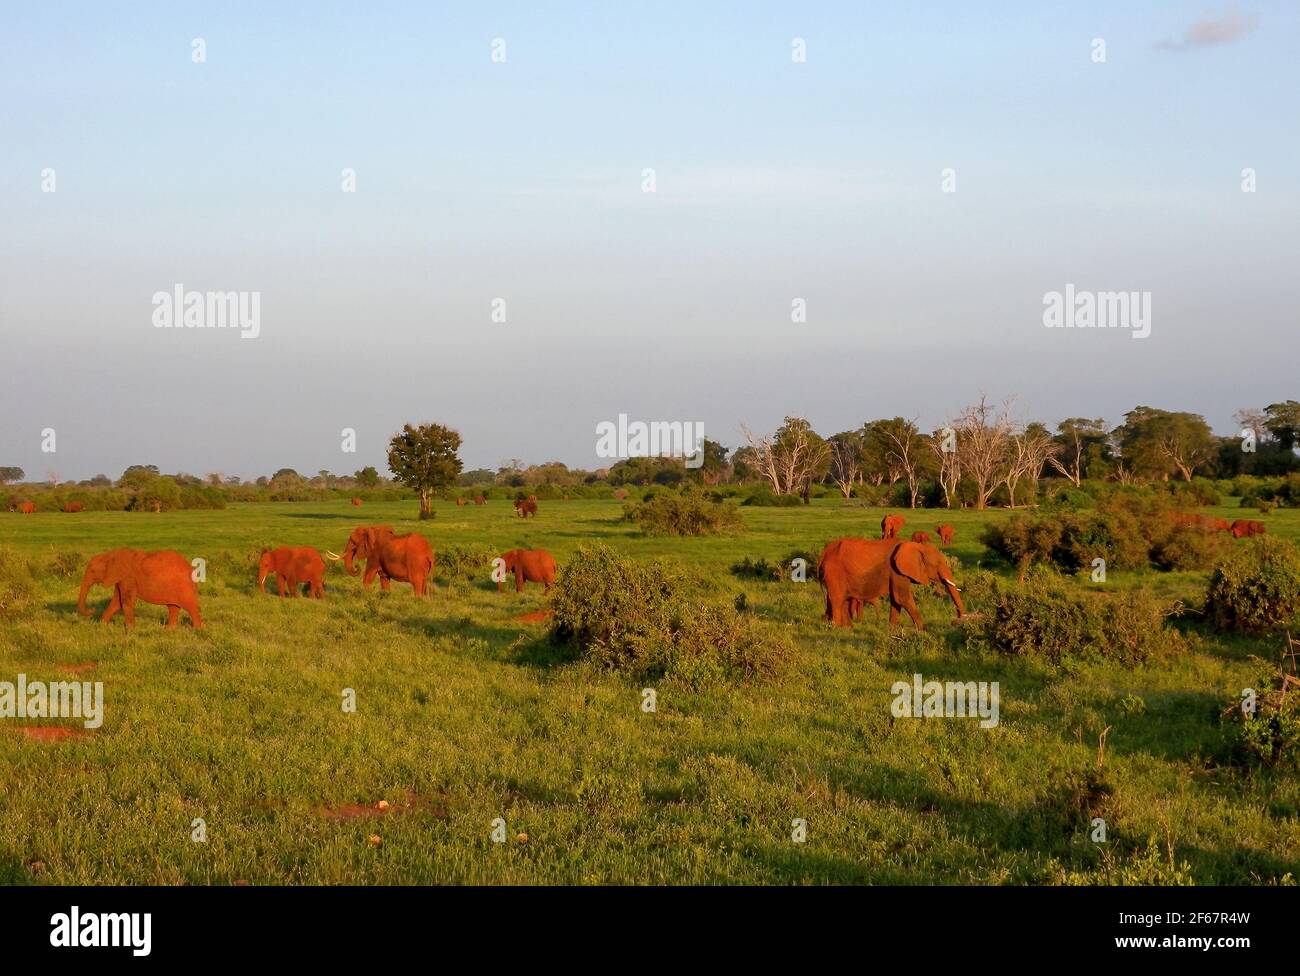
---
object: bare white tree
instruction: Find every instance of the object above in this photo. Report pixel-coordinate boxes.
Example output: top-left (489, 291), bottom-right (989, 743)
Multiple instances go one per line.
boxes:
top-left (1004, 425), bottom-right (1059, 507)
top-left (955, 395), bottom-right (1013, 510)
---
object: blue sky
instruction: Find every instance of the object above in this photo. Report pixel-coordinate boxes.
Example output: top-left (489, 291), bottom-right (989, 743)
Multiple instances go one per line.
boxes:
top-left (1, 2), bottom-right (1297, 479)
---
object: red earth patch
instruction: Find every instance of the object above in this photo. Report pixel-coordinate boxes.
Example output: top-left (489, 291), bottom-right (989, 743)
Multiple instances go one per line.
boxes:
top-left (316, 792), bottom-right (447, 821)
top-left (514, 610), bottom-right (553, 623)
top-left (56, 663), bottom-right (97, 675)
top-left (14, 727), bottom-right (88, 742)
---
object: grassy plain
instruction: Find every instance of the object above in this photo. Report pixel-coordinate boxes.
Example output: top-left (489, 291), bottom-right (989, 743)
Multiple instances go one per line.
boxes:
top-left (1, 498), bottom-right (1297, 884)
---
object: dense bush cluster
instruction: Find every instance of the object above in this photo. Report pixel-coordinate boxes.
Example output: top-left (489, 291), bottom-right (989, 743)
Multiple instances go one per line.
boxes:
top-left (964, 568), bottom-right (1186, 666)
top-left (1205, 537), bottom-right (1300, 633)
top-left (1222, 655), bottom-right (1300, 767)
top-left (982, 496), bottom-right (1242, 577)
top-left (548, 544), bottom-right (794, 685)
top-left (622, 494), bottom-right (744, 536)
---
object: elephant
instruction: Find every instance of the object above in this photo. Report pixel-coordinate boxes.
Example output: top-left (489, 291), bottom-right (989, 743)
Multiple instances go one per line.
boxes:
top-left (455, 497), bottom-right (466, 507)
top-left (1231, 519), bottom-right (1266, 539)
top-left (497, 549), bottom-right (558, 593)
top-left (328, 525), bottom-right (434, 595)
top-left (880, 514), bottom-right (904, 539)
top-left (351, 497), bottom-right (363, 507)
top-left (18, 502), bottom-right (36, 514)
top-left (817, 537), bottom-right (963, 631)
top-left (514, 498), bottom-right (538, 518)
top-left (936, 524), bottom-right (955, 546)
top-left (911, 530), bottom-right (932, 544)
top-left (62, 502), bottom-right (85, 513)
top-left (473, 495), bottom-right (486, 505)
top-left (259, 546), bottom-right (326, 598)
top-left (78, 548), bottom-right (202, 628)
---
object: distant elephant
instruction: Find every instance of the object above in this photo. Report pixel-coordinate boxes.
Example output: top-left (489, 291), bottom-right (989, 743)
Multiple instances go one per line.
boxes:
top-left (18, 501), bottom-right (36, 514)
top-left (329, 525), bottom-right (434, 595)
top-left (936, 524), bottom-right (955, 546)
top-left (1211, 518), bottom-right (1231, 532)
top-left (817, 537), bottom-right (963, 631)
top-left (78, 548), bottom-right (202, 628)
top-left (1231, 519), bottom-right (1266, 539)
top-left (514, 498), bottom-right (538, 518)
top-left (473, 495), bottom-right (486, 505)
top-left (62, 502), bottom-right (85, 513)
top-left (880, 514), bottom-right (904, 539)
top-left (498, 549), bottom-right (558, 593)
top-left (259, 546), bottom-right (326, 598)
top-left (911, 530), bottom-right (931, 544)
top-left (351, 497), bottom-right (363, 507)
top-left (456, 497), bottom-right (466, 507)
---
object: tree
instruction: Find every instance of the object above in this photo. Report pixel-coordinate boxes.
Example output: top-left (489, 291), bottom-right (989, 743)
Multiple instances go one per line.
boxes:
top-left (1046, 418), bottom-right (1108, 487)
top-left (828, 431), bottom-right (866, 500)
top-left (354, 466), bottom-right (379, 488)
top-left (387, 423), bottom-right (464, 518)
top-left (1004, 422), bottom-right (1058, 507)
top-left (1264, 401), bottom-right (1300, 452)
top-left (689, 439), bottom-right (731, 486)
top-left (955, 395), bottom-right (1013, 509)
top-left (1113, 407), bottom-right (1215, 482)
top-left (872, 417), bottom-right (927, 508)
top-left (929, 426), bottom-right (961, 509)
top-left (740, 417), bottom-right (830, 500)
top-left (0, 467), bottom-right (23, 484)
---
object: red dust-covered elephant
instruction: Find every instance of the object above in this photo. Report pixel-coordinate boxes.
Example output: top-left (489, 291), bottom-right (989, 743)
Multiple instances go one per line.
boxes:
top-left (911, 530), bottom-right (932, 544)
top-left (1230, 519), bottom-right (1266, 539)
top-left (350, 497), bottom-right (363, 507)
top-left (936, 524), bottom-right (955, 546)
top-left (62, 502), bottom-right (85, 513)
top-left (18, 501), bottom-right (36, 514)
top-left (329, 526), bottom-right (434, 595)
top-left (514, 498), bottom-right (538, 518)
top-left (817, 537), bottom-right (963, 631)
top-left (497, 549), bottom-right (558, 593)
top-left (78, 548), bottom-right (202, 628)
top-left (880, 514), bottom-right (904, 539)
top-left (259, 546), bottom-right (326, 598)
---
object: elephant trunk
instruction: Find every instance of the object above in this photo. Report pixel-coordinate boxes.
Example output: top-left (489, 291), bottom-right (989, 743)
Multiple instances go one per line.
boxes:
top-left (940, 576), bottom-right (965, 618)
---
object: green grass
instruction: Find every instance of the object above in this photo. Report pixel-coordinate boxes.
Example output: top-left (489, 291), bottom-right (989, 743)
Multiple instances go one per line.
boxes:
top-left (1, 498), bottom-right (1298, 885)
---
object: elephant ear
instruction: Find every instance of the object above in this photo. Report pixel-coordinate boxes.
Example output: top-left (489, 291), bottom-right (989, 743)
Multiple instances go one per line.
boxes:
top-left (891, 541), bottom-right (928, 584)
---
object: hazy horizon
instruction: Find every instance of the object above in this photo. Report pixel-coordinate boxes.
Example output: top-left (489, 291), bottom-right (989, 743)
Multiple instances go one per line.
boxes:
top-left (3, 2), bottom-right (1297, 481)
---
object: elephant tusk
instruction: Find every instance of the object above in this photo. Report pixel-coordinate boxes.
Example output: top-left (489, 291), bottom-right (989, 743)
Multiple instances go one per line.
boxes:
top-left (943, 578), bottom-right (961, 592)
top-left (324, 550), bottom-right (342, 560)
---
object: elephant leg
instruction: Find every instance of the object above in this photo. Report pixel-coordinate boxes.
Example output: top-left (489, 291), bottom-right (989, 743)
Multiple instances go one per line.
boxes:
top-left (276, 574), bottom-right (287, 598)
top-left (187, 600), bottom-right (203, 629)
top-left (99, 592), bottom-right (122, 625)
top-left (897, 595), bottom-right (924, 631)
top-left (166, 606), bottom-right (179, 628)
top-left (515, 572), bottom-right (524, 593)
top-left (121, 591), bottom-right (137, 628)
top-left (888, 603), bottom-right (900, 628)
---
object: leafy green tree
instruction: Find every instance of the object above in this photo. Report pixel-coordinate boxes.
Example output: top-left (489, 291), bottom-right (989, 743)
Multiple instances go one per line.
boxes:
top-left (354, 466), bottom-right (379, 488)
top-left (1264, 401), bottom-right (1300, 452)
top-left (387, 423), bottom-right (463, 518)
top-left (1047, 418), bottom-right (1109, 486)
top-left (1113, 407), bottom-right (1215, 482)
top-left (688, 439), bottom-right (730, 485)
top-left (0, 467), bottom-right (24, 484)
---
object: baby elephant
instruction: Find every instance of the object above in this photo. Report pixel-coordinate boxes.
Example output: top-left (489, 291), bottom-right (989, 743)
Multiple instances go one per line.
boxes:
top-left (936, 524), bottom-right (955, 546)
top-left (259, 546), bottom-right (326, 598)
top-left (497, 549), bottom-right (557, 593)
top-left (911, 530), bottom-right (932, 544)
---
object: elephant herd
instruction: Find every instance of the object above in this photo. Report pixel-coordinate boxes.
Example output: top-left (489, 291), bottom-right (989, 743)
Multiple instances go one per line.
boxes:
top-left (816, 513), bottom-right (963, 632)
top-left (76, 524), bottom-right (559, 630)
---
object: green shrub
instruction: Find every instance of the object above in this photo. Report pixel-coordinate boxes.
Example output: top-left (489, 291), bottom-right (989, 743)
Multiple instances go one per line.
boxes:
top-left (623, 494), bottom-right (743, 536)
top-left (46, 549), bottom-right (85, 580)
top-left (1150, 524), bottom-right (1234, 571)
top-left (969, 567), bottom-right (1185, 666)
top-left (1225, 657), bottom-right (1300, 768)
top-left (740, 487), bottom-right (802, 507)
top-left (548, 544), bottom-right (794, 685)
top-left (0, 546), bottom-right (37, 621)
top-left (1205, 537), bottom-right (1300, 634)
top-left (440, 544), bottom-right (496, 591)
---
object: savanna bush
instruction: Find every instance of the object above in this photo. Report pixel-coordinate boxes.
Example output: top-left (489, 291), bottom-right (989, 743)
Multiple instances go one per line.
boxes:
top-left (739, 486), bottom-right (802, 507)
top-left (623, 493), bottom-right (743, 536)
top-left (548, 544), bottom-right (794, 685)
top-left (1205, 536), bottom-right (1300, 634)
top-left (1222, 656), bottom-right (1300, 768)
top-left (1150, 524), bottom-right (1233, 571)
top-left (968, 567), bottom-right (1185, 666)
top-left (0, 547), bottom-right (37, 621)
top-left (440, 544), bottom-right (496, 590)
